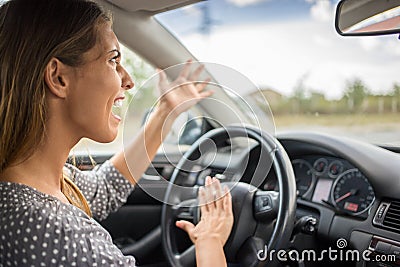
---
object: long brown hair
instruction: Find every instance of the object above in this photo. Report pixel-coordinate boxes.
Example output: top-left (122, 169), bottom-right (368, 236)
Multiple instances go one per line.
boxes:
top-left (0, 0), bottom-right (110, 216)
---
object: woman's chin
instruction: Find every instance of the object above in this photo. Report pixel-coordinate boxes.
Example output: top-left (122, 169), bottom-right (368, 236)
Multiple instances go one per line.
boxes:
top-left (91, 128), bottom-right (118, 144)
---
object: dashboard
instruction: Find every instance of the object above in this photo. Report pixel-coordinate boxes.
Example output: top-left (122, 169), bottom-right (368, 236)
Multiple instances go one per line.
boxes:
top-left (278, 132), bottom-right (400, 266)
top-left (186, 131), bottom-right (400, 266)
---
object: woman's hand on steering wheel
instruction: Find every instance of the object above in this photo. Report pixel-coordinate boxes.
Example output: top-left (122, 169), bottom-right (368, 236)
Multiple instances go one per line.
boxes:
top-left (175, 176), bottom-right (234, 247)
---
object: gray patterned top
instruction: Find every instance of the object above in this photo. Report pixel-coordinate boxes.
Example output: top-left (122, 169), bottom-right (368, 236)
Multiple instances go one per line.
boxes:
top-left (0, 160), bottom-right (136, 266)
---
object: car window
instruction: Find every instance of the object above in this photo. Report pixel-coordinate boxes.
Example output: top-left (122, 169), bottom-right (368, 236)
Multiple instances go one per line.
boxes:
top-left (156, 0), bottom-right (400, 146)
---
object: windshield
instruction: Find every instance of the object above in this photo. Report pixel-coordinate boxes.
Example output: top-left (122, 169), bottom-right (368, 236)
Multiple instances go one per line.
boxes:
top-left (156, 0), bottom-right (400, 146)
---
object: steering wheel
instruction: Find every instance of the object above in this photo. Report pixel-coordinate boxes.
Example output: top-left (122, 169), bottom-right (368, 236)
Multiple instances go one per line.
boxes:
top-left (161, 125), bottom-right (296, 267)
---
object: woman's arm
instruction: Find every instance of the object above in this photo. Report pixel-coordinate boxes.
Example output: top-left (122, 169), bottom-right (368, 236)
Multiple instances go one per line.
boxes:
top-left (109, 102), bottom-right (173, 185)
top-left (110, 60), bottom-right (212, 185)
top-left (65, 160), bottom-right (134, 220)
top-left (176, 177), bottom-right (234, 267)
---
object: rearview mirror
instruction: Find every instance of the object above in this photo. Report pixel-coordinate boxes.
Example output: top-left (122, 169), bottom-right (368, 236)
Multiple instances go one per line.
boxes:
top-left (335, 0), bottom-right (400, 36)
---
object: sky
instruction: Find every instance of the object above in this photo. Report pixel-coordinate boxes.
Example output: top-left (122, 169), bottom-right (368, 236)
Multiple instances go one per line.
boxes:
top-left (157, 0), bottom-right (400, 100)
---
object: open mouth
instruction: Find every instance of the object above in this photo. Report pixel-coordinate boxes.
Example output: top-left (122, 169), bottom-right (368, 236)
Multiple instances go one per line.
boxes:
top-left (112, 97), bottom-right (124, 121)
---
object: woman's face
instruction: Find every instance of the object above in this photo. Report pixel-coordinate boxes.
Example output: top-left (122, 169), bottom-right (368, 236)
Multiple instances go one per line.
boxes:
top-left (65, 23), bottom-right (133, 143)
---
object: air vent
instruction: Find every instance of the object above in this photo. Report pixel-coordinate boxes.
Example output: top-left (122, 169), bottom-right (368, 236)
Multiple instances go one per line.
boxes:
top-left (373, 199), bottom-right (400, 234)
top-left (383, 200), bottom-right (400, 229)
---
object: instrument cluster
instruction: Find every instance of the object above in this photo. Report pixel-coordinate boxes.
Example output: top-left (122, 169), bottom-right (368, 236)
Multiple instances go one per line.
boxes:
top-left (291, 156), bottom-right (375, 216)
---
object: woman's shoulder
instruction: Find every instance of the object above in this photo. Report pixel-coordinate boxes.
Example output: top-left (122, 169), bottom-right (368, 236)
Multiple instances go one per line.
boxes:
top-left (0, 181), bottom-right (111, 243)
top-left (0, 181), bottom-right (90, 220)
top-left (0, 183), bottom-right (125, 266)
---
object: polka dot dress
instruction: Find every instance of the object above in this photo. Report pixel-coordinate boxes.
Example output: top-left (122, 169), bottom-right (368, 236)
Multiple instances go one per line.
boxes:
top-left (0, 160), bottom-right (136, 266)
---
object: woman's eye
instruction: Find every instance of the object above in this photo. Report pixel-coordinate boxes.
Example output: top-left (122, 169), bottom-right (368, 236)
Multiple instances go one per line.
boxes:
top-left (110, 56), bottom-right (120, 65)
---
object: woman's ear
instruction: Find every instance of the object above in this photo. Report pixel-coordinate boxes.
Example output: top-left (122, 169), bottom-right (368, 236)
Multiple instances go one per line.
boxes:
top-left (44, 58), bottom-right (71, 98)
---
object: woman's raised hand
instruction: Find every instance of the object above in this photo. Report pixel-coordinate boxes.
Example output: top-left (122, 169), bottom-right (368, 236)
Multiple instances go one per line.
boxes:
top-left (157, 59), bottom-right (213, 118)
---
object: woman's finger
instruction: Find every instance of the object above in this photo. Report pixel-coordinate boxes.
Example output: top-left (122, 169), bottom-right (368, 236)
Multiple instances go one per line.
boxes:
top-left (213, 178), bottom-right (223, 211)
top-left (204, 176), bottom-right (216, 212)
top-left (223, 185), bottom-right (233, 215)
top-left (195, 78), bottom-right (211, 93)
top-left (189, 64), bottom-right (205, 81)
top-left (199, 90), bottom-right (214, 99)
top-left (175, 220), bottom-right (195, 234)
top-left (157, 68), bottom-right (168, 89)
top-left (175, 220), bottom-right (196, 243)
top-left (179, 59), bottom-right (192, 78)
top-left (198, 186), bottom-right (209, 215)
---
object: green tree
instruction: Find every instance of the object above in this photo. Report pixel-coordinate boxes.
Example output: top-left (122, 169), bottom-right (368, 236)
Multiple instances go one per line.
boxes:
top-left (344, 78), bottom-right (369, 111)
top-left (391, 83), bottom-right (400, 98)
top-left (291, 74), bottom-right (310, 114)
top-left (390, 83), bottom-right (400, 113)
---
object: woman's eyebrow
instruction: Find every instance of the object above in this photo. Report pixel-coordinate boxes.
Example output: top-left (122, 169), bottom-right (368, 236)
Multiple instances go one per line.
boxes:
top-left (108, 49), bottom-right (121, 57)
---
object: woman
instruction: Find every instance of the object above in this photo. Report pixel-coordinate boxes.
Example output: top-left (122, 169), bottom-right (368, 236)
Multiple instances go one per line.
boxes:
top-left (0, 0), bottom-right (234, 266)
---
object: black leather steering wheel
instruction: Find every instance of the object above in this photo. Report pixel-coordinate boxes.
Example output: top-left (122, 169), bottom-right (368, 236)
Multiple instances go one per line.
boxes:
top-left (161, 125), bottom-right (296, 267)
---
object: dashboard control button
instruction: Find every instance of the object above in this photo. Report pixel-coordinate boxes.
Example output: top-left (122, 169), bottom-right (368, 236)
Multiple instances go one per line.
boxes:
top-left (375, 241), bottom-right (391, 253)
top-left (294, 215), bottom-right (318, 235)
top-left (389, 245), bottom-right (400, 259)
top-left (255, 195), bottom-right (272, 211)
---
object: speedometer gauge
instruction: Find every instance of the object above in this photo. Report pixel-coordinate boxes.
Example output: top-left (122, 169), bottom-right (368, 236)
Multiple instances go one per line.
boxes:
top-left (331, 169), bottom-right (375, 215)
top-left (292, 159), bottom-right (314, 197)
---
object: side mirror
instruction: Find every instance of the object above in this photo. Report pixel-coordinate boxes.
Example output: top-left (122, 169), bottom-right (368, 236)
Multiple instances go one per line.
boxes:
top-left (176, 113), bottom-right (202, 145)
top-left (335, 0), bottom-right (400, 36)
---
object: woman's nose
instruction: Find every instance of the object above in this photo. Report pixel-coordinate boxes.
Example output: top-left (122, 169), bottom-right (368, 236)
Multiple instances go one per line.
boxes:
top-left (121, 66), bottom-right (134, 90)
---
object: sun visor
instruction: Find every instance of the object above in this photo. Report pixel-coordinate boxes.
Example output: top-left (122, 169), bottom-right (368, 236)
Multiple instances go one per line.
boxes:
top-left (104, 0), bottom-right (203, 13)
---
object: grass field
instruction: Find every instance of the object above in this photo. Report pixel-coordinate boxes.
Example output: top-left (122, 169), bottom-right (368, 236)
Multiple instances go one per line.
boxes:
top-left (274, 113), bottom-right (400, 127)
top-left (274, 113), bottom-right (400, 146)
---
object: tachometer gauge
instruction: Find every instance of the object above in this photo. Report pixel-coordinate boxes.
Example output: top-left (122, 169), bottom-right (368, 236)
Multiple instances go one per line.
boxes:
top-left (331, 169), bottom-right (375, 215)
top-left (313, 158), bottom-right (328, 175)
top-left (328, 160), bottom-right (344, 178)
top-left (292, 159), bottom-right (314, 197)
